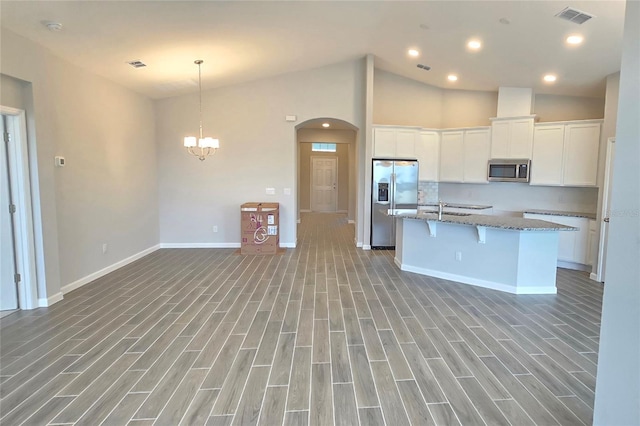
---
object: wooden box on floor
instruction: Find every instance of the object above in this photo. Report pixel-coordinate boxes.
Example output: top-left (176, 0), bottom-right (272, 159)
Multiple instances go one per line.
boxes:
top-left (240, 202), bottom-right (279, 255)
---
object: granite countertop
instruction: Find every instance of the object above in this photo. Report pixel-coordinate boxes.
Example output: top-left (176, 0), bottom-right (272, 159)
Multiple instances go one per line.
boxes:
top-left (523, 209), bottom-right (597, 220)
top-left (397, 211), bottom-right (577, 231)
top-left (419, 202), bottom-right (493, 210)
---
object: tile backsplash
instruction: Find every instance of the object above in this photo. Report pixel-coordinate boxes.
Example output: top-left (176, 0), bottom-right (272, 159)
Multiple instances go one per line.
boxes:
top-left (418, 181), bottom-right (439, 204)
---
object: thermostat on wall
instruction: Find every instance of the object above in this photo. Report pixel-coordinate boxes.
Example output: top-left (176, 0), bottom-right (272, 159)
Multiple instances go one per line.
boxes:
top-left (55, 156), bottom-right (66, 167)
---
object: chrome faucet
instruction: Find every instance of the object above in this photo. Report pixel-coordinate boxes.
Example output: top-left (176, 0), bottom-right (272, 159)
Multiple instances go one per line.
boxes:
top-left (438, 200), bottom-right (445, 220)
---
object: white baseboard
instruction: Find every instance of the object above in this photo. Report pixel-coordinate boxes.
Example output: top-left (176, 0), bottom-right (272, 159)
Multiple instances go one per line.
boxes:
top-left (590, 272), bottom-right (603, 283)
top-left (61, 244), bottom-right (161, 295)
top-left (160, 243), bottom-right (241, 248)
top-left (38, 292), bottom-right (63, 307)
top-left (280, 242), bottom-right (296, 248)
top-left (362, 244), bottom-right (371, 250)
top-left (397, 260), bottom-right (557, 295)
top-left (348, 220), bottom-right (355, 224)
top-left (558, 260), bottom-right (591, 272)
top-left (300, 209), bottom-right (311, 213)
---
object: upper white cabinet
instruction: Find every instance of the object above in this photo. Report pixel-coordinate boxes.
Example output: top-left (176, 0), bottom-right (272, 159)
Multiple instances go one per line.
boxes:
top-left (440, 128), bottom-right (490, 183)
top-left (490, 117), bottom-right (535, 159)
top-left (373, 126), bottom-right (417, 158)
top-left (439, 131), bottom-right (464, 182)
top-left (530, 121), bottom-right (601, 187)
top-left (415, 131), bottom-right (439, 182)
top-left (563, 123), bottom-right (601, 186)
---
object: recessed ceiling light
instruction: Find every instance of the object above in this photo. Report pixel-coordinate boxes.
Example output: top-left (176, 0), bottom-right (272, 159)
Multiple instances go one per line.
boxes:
top-left (467, 40), bottom-right (482, 50)
top-left (408, 49), bottom-right (420, 57)
top-left (566, 35), bottom-right (584, 45)
top-left (543, 74), bottom-right (557, 83)
top-left (42, 20), bottom-right (63, 32)
top-left (447, 74), bottom-right (458, 82)
top-left (322, 123), bottom-right (330, 128)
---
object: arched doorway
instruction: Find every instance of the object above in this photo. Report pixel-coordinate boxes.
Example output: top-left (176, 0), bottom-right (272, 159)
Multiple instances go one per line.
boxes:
top-left (295, 118), bottom-right (359, 227)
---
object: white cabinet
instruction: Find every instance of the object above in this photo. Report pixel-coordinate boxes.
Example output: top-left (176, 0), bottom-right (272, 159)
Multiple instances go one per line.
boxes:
top-left (463, 129), bottom-right (491, 183)
top-left (530, 121), bottom-right (601, 187)
top-left (523, 213), bottom-right (593, 266)
top-left (415, 131), bottom-right (439, 182)
top-left (439, 131), bottom-right (464, 182)
top-left (563, 123), bottom-right (601, 186)
top-left (530, 125), bottom-right (565, 185)
top-left (490, 117), bottom-right (534, 159)
top-left (440, 128), bottom-right (490, 183)
top-left (373, 127), bottom-right (417, 158)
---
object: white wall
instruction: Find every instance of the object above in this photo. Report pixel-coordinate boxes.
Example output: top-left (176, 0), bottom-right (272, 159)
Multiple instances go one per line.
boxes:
top-left (373, 70), bottom-right (443, 127)
top-left (441, 89), bottom-right (497, 128)
top-left (1, 29), bottom-right (159, 298)
top-left (594, 1), bottom-right (640, 423)
top-left (155, 60), bottom-right (365, 247)
top-left (439, 183), bottom-right (598, 215)
top-left (534, 94), bottom-right (605, 122)
top-left (0, 74), bottom-right (27, 109)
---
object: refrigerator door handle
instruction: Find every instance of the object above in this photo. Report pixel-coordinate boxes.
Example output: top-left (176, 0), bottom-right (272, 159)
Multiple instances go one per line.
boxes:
top-left (390, 172), bottom-right (396, 210)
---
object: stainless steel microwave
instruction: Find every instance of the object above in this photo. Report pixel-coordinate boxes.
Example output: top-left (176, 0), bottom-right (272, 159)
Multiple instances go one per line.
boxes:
top-left (487, 159), bottom-right (531, 182)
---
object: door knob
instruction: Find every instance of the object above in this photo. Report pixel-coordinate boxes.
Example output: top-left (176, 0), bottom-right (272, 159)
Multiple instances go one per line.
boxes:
top-left (604, 217), bottom-right (610, 223)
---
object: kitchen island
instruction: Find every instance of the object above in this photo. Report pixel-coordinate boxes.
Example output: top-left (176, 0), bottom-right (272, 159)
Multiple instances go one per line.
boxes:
top-left (393, 211), bottom-right (576, 294)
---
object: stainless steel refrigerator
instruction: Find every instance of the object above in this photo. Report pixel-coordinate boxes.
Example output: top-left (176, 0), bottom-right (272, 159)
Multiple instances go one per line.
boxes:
top-left (371, 159), bottom-right (419, 248)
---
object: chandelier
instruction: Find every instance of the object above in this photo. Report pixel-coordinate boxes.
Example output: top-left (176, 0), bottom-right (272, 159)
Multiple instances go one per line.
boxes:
top-left (184, 60), bottom-right (219, 161)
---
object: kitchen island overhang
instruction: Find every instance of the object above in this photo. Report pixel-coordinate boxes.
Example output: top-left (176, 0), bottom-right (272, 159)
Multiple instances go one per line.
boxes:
top-left (393, 212), bottom-right (577, 295)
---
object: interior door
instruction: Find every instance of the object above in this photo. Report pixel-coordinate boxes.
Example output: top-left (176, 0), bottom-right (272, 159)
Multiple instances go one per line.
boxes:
top-left (597, 137), bottom-right (616, 282)
top-left (311, 157), bottom-right (337, 212)
top-left (1, 115), bottom-right (18, 311)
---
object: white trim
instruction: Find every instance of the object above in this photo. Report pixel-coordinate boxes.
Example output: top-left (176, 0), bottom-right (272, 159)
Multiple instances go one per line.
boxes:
top-left (299, 209), bottom-right (312, 213)
top-left (61, 245), bottom-right (160, 295)
top-left (595, 137), bottom-right (615, 283)
top-left (348, 220), bottom-right (355, 224)
top-left (590, 272), bottom-right (603, 283)
top-left (362, 244), bottom-right (371, 250)
top-left (38, 292), bottom-right (63, 307)
top-left (396, 260), bottom-right (557, 295)
top-left (160, 243), bottom-right (240, 249)
top-left (1, 108), bottom-right (39, 310)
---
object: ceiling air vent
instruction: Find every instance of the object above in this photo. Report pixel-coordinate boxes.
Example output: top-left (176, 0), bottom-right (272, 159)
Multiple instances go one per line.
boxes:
top-left (555, 7), bottom-right (595, 25)
top-left (417, 64), bottom-right (431, 71)
top-left (127, 60), bottom-right (147, 68)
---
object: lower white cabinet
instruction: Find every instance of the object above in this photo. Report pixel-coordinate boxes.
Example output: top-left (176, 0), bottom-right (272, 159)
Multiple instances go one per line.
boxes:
top-left (523, 213), bottom-right (594, 267)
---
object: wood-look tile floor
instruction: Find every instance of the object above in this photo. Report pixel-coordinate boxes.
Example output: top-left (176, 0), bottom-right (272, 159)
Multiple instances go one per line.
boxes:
top-left (0, 213), bottom-right (603, 425)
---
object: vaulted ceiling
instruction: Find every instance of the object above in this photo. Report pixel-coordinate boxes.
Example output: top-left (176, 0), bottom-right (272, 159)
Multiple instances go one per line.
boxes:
top-left (0, 1), bottom-right (626, 99)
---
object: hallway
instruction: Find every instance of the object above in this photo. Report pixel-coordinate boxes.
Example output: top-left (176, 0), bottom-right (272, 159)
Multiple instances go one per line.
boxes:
top-left (0, 213), bottom-right (602, 425)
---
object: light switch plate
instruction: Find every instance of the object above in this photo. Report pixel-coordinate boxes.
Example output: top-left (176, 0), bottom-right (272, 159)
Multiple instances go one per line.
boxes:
top-left (55, 156), bottom-right (66, 167)
top-left (266, 187), bottom-right (276, 195)
top-left (284, 188), bottom-right (291, 195)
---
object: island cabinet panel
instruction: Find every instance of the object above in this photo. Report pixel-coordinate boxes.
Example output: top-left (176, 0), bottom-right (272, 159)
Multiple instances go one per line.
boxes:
top-left (490, 117), bottom-right (534, 159)
top-left (530, 121), bottom-right (601, 187)
top-left (372, 126), bottom-right (417, 158)
top-left (415, 131), bottom-right (439, 182)
top-left (530, 125), bottom-right (565, 185)
top-left (439, 131), bottom-right (464, 182)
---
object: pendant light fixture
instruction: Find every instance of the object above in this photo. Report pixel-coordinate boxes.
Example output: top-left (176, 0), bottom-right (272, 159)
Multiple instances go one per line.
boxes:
top-left (184, 59), bottom-right (219, 161)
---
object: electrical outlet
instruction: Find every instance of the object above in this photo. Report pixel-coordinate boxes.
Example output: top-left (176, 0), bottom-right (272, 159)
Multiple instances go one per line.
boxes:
top-left (284, 188), bottom-right (291, 195)
top-left (102, 243), bottom-right (108, 254)
top-left (213, 225), bottom-right (218, 233)
top-left (455, 251), bottom-right (462, 261)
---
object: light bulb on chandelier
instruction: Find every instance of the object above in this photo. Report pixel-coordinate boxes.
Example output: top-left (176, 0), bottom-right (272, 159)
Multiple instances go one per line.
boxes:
top-left (183, 59), bottom-right (219, 161)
